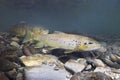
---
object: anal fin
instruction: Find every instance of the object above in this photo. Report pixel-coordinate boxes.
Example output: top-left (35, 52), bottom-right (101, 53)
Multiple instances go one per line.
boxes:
top-left (64, 50), bottom-right (73, 54)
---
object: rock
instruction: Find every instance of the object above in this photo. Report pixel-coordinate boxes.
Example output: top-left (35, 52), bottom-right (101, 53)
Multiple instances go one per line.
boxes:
top-left (5, 69), bottom-right (17, 80)
top-left (101, 56), bottom-right (120, 69)
top-left (85, 65), bottom-right (92, 71)
top-left (99, 41), bottom-right (120, 68)
top-left (0, 45), bottom-right (23, 58)
top-left (0, 58), bottom-right (19, 72)
top-left (22, 45), bottom-right (42, 56)
top-left (25, 65), bottom-right (71, 80)
top-left (20, 54), bottom-right (63, 67)
top-left (22, 46), bottom-right (33, 56)
top-left (70, 72), bottom-right (112, 80)
top-left (94, 67), bottom-right (110, 73)
top-left (10, 41), bottom-right (20, 48)
top-left (5, 67), bottom-right (24, 80)
top-left (87, 59), bottom-right (106, 67)
top-left (77, 58), bottom-right (87, 65)
top-left (16, 72), bottom-right (24, 80)
top-left (65, 59), bottom-right (86, 73)
top-left (0, 72), bottom-right (9, 80)
top-left (110, 54), bottom-right (120, 64)
top-left (16, 67), bottom-right (24, 80)
top-left (11, 37), bottom-right (20, 42)
top-left (94, 67), bottom-right (120, 79)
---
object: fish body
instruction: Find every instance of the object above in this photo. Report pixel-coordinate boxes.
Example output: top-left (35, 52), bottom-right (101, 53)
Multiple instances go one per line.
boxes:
top-left (24, 31), bottom-right (102, 52)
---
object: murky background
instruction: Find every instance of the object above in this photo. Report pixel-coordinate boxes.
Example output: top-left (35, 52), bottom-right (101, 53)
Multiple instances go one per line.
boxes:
top-left (0, 0), bottom-right (120, 35)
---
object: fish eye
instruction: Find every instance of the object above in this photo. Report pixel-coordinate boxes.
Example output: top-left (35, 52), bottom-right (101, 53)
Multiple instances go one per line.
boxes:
top-left (84, 43), bottom-right (87, 45)
top-left (89, 42), bottom-right (93, 44)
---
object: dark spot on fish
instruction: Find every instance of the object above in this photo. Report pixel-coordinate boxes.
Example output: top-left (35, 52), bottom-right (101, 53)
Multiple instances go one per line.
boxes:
top-left (73, 40), bottom-right (78, 43)
top-left (89, 42), bottom-right (93, 44)
top-left (84, 43), bottom-right (87, 45)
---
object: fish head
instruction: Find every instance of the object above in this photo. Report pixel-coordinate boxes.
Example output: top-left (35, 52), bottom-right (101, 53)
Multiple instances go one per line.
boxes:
top-left (78, 37), bottom-right (103, 51)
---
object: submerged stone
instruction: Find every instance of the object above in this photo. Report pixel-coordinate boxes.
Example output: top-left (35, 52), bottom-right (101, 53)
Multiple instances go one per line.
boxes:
top-left (0, 72), bottom-right (9, 80)
top-left (65, 59), bottom-right (86, 73)
top-left (5, 69), bottom-right (17, 80)
top-left (94, 67), bottom-right (120, 80)
top-left (87, 59), bottom-right (106, 67)
top-left (70, 72), bottom-right (112, 80)
top-left (0, 58), bottom-right (19, 72)
top-left (20, 54), bottom-right (63, 67)
top-left (25, 65), bottom-right (71, 80)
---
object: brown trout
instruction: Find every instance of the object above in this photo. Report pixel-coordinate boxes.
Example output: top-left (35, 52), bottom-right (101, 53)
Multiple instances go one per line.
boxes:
top-left (23, 29), bottom-right (103, 53)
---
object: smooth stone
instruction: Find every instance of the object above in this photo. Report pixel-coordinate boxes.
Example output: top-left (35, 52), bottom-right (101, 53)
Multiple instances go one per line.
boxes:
top-left (77, 58), bottom-right (87, 65)
top-left (20, 54), bottom-right (63, 67)
top-left (0, 58), bottom-right (19, 72)
top-left (94, 59), bottom-right (106, 67)
top-left (11, 37), bottom-right (20, 42)
top-left (65, 59), bottom-right (86, 73)
top-left (5, 69), bottom-right (17, 80)
top-left (94, 67), bottom-right (120, 79)
top-left (16, 72), bottom-right (24, 80)
top-left (85, 64), bottom-right (92, 71)
top-left (10, 41), bottom-right (20, 48)
top-left (70, 72), bottom-right (112, 80)
top-left (0, 72), bottom-right (9, 80)
top-left (25, 65), bottom-right (71, 80)
top-left (87, 59), bottom-right (106, 67)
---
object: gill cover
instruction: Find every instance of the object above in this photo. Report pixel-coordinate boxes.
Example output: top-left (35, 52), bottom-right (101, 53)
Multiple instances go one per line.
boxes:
top-left (77, 37), bottom-right (102, 51)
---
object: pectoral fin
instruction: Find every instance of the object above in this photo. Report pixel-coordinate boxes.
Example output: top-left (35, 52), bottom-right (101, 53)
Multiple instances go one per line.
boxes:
top-left (23, 30), bottom-right (34, 43)
top-left (34, 42), bottom-right (44, 48)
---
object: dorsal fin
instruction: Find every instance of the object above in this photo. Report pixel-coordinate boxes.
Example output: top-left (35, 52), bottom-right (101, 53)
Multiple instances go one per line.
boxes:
top-left (53, 31), bottom-right (66, 34)
top-left (32, 27), bottom-right (49, 34)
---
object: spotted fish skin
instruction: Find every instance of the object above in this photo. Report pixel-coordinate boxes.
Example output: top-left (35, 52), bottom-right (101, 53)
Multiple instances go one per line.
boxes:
top-left (37, 34), bottom-right (79, 49)
top-left (32, 33), bottom-right (102, 52)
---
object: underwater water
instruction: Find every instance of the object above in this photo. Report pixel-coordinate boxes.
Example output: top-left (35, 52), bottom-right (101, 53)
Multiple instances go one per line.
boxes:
top-left (0, 0), bottom-right (120, 35)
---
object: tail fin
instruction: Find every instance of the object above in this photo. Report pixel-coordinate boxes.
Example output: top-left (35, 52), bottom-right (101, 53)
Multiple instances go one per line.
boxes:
top-left (9, 22), bottom-right (29, 36)
top-left (10, 22), bottom-right (49, 36)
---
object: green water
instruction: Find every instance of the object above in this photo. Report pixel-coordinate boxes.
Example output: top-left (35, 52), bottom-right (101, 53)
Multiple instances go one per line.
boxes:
top-left (0, 0), bottom-right (120, 35)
